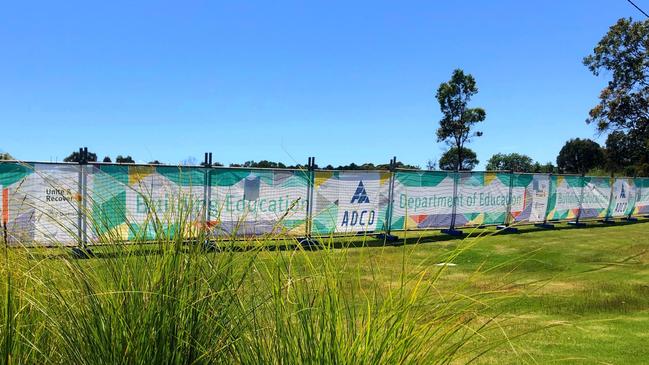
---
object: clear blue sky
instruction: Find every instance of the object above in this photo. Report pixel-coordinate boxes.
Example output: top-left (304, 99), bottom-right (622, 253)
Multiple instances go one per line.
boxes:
top-left (0, 1), bottom-right (644, 168)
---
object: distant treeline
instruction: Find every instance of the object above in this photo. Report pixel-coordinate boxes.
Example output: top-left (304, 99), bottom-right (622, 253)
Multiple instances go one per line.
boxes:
top-left (53, 152), bottom-right (420, 170)
top-left (228, 160), bottom-right (420, 170)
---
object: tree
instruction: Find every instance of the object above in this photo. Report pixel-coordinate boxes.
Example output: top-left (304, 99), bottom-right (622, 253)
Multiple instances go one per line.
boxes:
top-left (486, 153), bottom-right (534, 172)
top-left (0, 152), bottom-right (13, 160)
top-left (604, 131), bottom-right (637, 173)
top-left (115, 155), bottom-right (135, 164)
top-left (584, 18), bottom-right (649, 174)
top-left (64, 150), bottom-right (97, 163)
top-left (426, 159), bottom-right (437, 170)
top-left (532, 161), bottom-right (556, 174)
top-left (439, 147), bottom-right (478, 171)
top-left (436, 69), bottom-right (486, 171)
top-left (556, 138), bottom-right (605, 174)
top-left (148, 160), bottom-right (162, 165)
top-left (102, 156), bottom-right (112, 163)
top-left (180, 156), bottom-right (198, 166)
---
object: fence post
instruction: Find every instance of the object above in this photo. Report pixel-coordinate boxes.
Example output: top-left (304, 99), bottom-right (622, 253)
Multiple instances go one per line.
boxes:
top-left (569, 174), bottom-right (587, 227)
top-left (377, 156), bottom-right (398, 243)
top-left (202, 152), bottom-right (213, 247)
top-left (72, 147), bottom-right (92, 258)
top-left (624, 176), bottom-right (639, 221)
top-left (497, 170), bottom-right (518, 233)
top-left (299, 157), bottom-right (318, 247)
top-left (535, 173), bottom-right (555, 229)
top-left (441, 170), bottom-right (463, 236)
top-left (637, 176), bottom-right (649, 219)
top-left (601, 173), bottom-right (616, 224)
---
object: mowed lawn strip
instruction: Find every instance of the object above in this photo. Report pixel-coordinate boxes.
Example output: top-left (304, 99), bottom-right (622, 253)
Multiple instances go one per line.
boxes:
top-left (7, 220), bottom-right (649, 363)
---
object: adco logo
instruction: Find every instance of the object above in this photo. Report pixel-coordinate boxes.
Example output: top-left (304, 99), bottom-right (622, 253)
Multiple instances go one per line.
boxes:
top-left (341, 180), bottom-right (376, 228)
top-left (350, 181), bottom-right (370, 204)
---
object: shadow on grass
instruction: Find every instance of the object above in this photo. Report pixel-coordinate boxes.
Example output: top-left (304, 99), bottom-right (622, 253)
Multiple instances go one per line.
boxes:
top-left (24, 218), bottom-right (649, 260)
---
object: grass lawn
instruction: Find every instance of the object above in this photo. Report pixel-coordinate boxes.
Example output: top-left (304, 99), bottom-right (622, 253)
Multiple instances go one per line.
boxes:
top-left (3, 219), bottom-right (649, 364)
top-left (372, 221), bottom-right (649, 364)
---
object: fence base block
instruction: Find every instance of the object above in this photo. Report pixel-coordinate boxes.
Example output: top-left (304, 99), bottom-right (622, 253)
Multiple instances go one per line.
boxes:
top-left (599, 219), bottom-right (616, 224)
top-left (297, 237), bottom-right (321, 250)
top-left (496, 225), bottom-right (518, 233)
top-left (376, 233), bottom-right (399, 243)
top-left (440, 229), bottom-right (463, 236)
top-left (534, 223), bottom-right (555, 229)
top-left (202, 241), bottom-right (217, 252)
top-left (568, 221), bottom-right (587, 227)
top-left (622, 217), bottom-right (638, 221)
top-left (70, 247), bottom-right (94, 259)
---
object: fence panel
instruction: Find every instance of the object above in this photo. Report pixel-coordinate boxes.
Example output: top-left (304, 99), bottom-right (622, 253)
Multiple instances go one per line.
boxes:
top-left (456, 171), bottom-right (513, 226)
top-left (511, 173), bottom-right (550, 223)
top-left (0, 163), bottom-right (82, 246)
top-left (86, 165), bottom-right (206, 242)
top-left (633, 177), bottom-right (649, 216)
top-left (545, 175), bottom-right (583, 221)
top-left (311, 170), bottom-right (390, 235)
top-left (390, 170), bottom-right (455, 230)
top-left (208, 168), bottom-right (309, 236)
top-left (578, 176), bottom-right (613, 220)
top-left (609, 177), bottom-right (636, 218)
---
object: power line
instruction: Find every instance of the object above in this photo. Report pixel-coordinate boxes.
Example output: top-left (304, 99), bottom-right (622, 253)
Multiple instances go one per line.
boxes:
top-left (627, 0), bottom-right (649, 18)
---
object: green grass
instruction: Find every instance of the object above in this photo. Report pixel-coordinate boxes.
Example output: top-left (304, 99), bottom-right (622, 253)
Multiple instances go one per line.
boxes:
top-left (396, 222), bottom-right (649, 364)
top-left (2, 219), bottom-right (649, 364)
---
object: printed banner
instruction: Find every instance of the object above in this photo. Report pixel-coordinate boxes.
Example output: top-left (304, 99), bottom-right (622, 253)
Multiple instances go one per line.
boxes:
top-left (2, 160), bottom-right (649, 246)
top-left (546, 175), bottom-right (583, 221)
top-left (312, 171), bottom-right (389, 234)
top-left (633, 178), bottom-right (649, 216)
top-left (527, 174), bottom-right (550, 222)
top-left (392, 171), bottom-right (531, 229)
top-left (0, 163), bottom-right (80, 245)
top-left (579, 177), bottom-right (612, 220)
top-left (88, 165), bottom-right (205, 241)
top-left (610, 178), bottom-right (635, 217)
top-left (209, 168), bottom-right (309, 236)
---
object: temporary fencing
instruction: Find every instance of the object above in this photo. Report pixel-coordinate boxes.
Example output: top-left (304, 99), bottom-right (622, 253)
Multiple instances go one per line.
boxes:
top-left (1, 158), bottom-right (648, 246)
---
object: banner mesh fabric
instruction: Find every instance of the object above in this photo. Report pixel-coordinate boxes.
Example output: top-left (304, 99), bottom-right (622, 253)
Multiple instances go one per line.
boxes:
top-left (1, 161), bottom-right (648, 246)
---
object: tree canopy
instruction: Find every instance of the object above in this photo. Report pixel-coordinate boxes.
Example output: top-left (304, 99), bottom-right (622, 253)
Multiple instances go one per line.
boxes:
top-left (486, 153), bottom-right (534, 172)
top-left (435, 69), bottom-right (486, 170)
top-left (64, 151), bottom-right (97, 163)
top-left (115, 155), bottom-right (135, 164)
top-left (584, 17), bottom-right (649, 175)
top-left (556, 138), bottom-right (605, 174)
top-left (439, 147), bottom-right (478, 171)
top-left (0, 152), bottom-right (13, 161)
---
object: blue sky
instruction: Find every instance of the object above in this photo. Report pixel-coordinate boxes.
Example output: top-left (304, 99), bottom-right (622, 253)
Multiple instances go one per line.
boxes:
top-left (0, 1), bottom-right (644, 168)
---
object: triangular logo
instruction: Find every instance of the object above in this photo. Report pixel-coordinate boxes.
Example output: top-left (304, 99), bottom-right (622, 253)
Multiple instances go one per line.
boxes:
top-left (620, 185), bottom-right (626, 198)
top-left (350, 181), bottom-right (370, 204)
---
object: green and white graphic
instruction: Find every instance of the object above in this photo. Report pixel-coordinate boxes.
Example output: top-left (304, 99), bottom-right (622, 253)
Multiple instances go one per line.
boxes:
top-left (87, 165), bottom-right (205, 241)
top-left (633, 178), bottom-right (649, 215)
top-left (546, 175), bottom-right (583, 221)
top-left (209, 169), bottom-right (309, 236)
top-left (392, 171), bottom-right (531, 229)
top-left (579, 177), bottom-right (612, 219)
